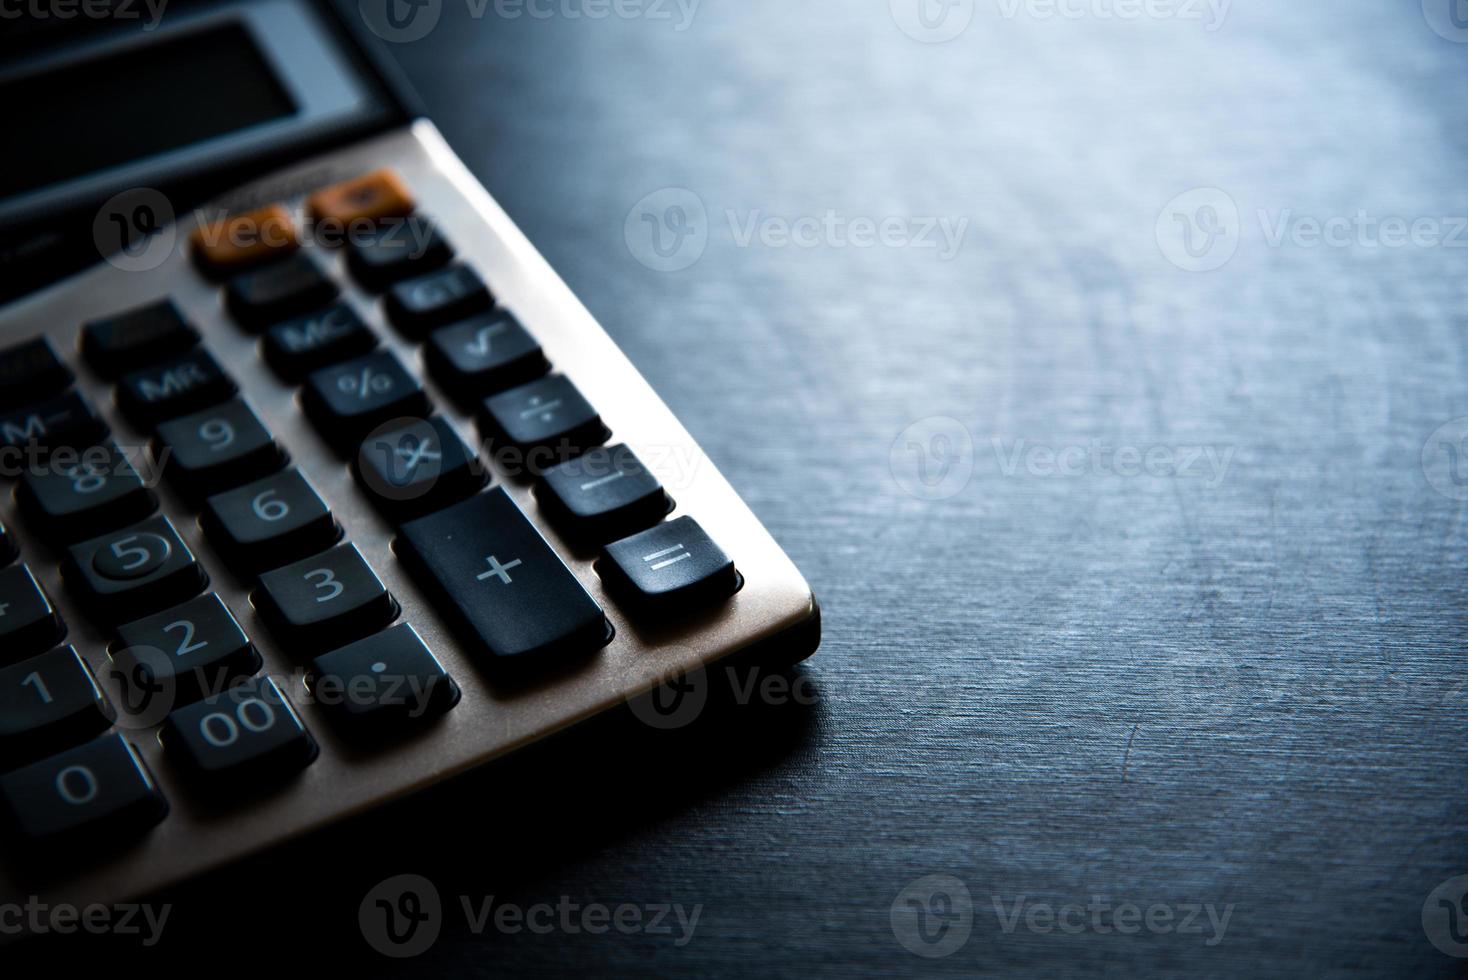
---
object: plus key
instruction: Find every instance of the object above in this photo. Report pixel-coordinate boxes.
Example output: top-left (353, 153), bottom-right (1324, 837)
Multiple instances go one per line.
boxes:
top-left (395, 487), bottom-right (610, 668)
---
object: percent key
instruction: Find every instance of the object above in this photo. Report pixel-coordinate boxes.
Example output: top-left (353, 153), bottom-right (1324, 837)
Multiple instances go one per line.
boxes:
top-left (303, 350), bottom-right (431, 454)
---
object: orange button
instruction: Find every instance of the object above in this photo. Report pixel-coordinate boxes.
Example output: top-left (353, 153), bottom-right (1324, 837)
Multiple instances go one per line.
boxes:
top-left (190, 204), bottom-right (299, 276)
top-left (307, 169), bottom-right (415, 227)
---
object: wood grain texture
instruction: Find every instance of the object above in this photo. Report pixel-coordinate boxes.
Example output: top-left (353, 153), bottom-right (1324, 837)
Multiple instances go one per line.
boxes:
top-left (27, 1), bottom-right (1468, 974)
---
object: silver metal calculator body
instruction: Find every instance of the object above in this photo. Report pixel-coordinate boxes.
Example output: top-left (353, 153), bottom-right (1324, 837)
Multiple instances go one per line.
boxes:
top-left (0, 1), bottom-right (817, 917)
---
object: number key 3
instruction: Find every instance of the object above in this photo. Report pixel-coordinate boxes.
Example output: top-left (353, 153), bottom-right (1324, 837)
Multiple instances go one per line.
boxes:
top-left (254, 543), bottom-right (397, 654)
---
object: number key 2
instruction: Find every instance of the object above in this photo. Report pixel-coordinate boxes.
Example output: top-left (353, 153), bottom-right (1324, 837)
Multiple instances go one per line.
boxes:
top-left (254, 543), bottom-right (397, 653)
top-left (0, 733), bottom-right (168, 842)
top-left (201, 468), bottom-right (339, 574)
top-left (111, 593), bottom-right (262, 708)
top-left (153, 398), bottom-right (286, 501)
top-left (0, 647), bottom-right (114, 769)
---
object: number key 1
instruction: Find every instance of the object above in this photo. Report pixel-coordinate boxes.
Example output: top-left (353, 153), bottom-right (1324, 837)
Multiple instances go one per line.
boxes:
top-left (0, 647), bottom-right (115, 769)
top-left (153, 399), bottom-right (286, 501)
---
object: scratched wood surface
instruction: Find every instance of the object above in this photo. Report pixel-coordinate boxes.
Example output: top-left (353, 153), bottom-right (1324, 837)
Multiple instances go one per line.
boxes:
top-left (30, 0), bottom-right (1468, 974)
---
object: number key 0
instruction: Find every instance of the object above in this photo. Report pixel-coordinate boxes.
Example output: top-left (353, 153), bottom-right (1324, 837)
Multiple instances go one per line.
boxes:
top-left (0, 733), bottom-right (168, 842)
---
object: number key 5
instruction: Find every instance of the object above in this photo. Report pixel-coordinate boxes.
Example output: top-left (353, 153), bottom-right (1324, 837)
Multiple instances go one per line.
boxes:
top-left (64, 515), bottom-right (208, 626)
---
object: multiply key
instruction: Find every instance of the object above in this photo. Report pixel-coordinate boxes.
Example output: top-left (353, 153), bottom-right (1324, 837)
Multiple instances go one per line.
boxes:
top-left (395, 486), bottom-right (610, 668)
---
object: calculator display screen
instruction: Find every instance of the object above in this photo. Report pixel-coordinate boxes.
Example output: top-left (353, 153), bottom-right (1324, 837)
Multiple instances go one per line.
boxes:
top-left (2, 24), bottom-right (297, 199)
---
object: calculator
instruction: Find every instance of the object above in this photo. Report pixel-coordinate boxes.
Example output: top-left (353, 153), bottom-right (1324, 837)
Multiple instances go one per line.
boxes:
top-left (0, 0), bottom-right (819, 918)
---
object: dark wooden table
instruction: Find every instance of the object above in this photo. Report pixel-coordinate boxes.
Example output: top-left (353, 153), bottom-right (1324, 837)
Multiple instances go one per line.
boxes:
top-left (50, 1), bottom-right (1468, 974)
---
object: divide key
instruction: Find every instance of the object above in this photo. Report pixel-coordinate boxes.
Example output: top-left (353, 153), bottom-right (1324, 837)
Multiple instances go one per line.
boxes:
top-left (395, 486), bottom-right (611, 669)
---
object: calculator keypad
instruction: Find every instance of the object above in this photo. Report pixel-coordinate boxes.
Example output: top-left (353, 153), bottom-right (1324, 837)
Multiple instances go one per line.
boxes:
top-left (254, 543), bottom-right (397, 654)
top-left (0, 338), bottom-right (72, 409)
top-left (396, 487), bottom-right (611, 668)
top-left (538, 444), bottom-right (671, 544)
top-left (225, 253), bottom-right (339, 330)
top-left (262, 303), bottom-right (378, 382)
top-left (0, 165), bottom-right (766, 890)
top-left (480, 373), bottom-right (608, 464)
top-left (308, 623), bottom-right (459, 730)
top-left (600, 516), bottom-right (739, 612)
top-left (425, 310), bottom-right (548, 406)
top-left (346, 218), bottom-right (452, 292)
top-left (354, 415), bottom-right (486, 521)
top-left (0, 390), bottom-right (109, 457)
top-left (385, 263), bottom-right (493, 338)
